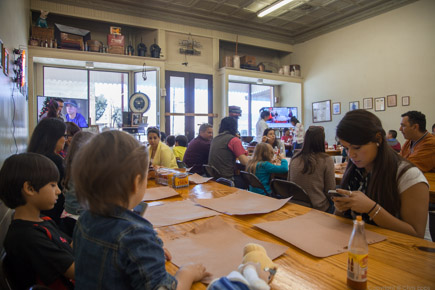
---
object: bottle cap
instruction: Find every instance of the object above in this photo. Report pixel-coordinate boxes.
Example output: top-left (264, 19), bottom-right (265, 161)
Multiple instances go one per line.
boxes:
top-left (356, 215), bottom-right (362, 221)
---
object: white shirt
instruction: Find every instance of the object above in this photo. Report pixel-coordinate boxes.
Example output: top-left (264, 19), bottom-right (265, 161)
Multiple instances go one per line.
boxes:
top-left (294, 123), bottom-right (304, 144)
top-left (256, 119), bottom-right (268, 143)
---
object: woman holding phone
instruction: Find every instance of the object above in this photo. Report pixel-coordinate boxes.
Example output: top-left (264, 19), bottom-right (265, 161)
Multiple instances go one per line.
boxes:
top-left (333, 110), bottom-right (429, 239)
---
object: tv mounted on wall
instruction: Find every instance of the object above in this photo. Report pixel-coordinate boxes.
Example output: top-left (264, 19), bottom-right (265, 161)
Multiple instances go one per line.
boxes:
top-left (37, 96), bottom-right (89, 128)
top-left (260, 107), bottom-right (298, 128)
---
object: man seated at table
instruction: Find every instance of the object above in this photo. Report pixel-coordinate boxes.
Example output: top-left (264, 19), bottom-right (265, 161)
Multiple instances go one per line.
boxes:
top-left (400, 111), bottom-right (435, 172)
top-left (387, 129), bottom-right (401, 152)
top-left (183, 123), bottom-right (213, 175)
top-left (209, 117), bottom-right (248, 188)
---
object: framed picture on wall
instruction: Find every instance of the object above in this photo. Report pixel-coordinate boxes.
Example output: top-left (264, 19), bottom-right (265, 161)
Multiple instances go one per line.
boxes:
top-left (402, 96), bottom-right (410, 106)
top-left (0, 39), bottom-right (3, 69)
top-left (387, 94), bottom-right (397, 107)
top-left (375, 97), bottom-right (385, 111)
top-left (332, 102), bottom-right (341, 115)
top-left (131, 113), bottom-right (142, 126)
top-left (349, 101), bottom-right (359, 111)
top-left (363, 98), bottom-right (373, 109)
top-left (312, 100), bottom-right (332, 123)
top-left (2, 47), bottom-right (9, 76)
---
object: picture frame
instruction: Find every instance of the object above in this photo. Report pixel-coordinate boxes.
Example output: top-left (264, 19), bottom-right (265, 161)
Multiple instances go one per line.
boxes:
top-left (375, 97), bottom-right (385, 111)
top-left (312, 100), bottom-right (332, 123)
top-left (363, 98), bottom-right (373, 110)
top-left (387, 94), bottom-right (397, 107)
top-left (402, 96), bottom-right (410, 106)
top-left (332, 102), bottom-right (341, 115)
top-left (349, 101), bottom-right (359, 111)
top-left (0, 39), bottom-right (3, 69)
top-left (2, 47), bottom-right (9, 76)
top-left (131, 113), bottom-right (142, 126)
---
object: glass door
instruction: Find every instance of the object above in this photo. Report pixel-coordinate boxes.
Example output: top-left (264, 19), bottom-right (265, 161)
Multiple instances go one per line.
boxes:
top-left (165, 71), bottom-right (212, 140)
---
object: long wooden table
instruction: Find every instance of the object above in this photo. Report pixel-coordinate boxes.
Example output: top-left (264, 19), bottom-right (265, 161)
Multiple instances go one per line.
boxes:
top-left (147, 180), bottom-right (435, 289)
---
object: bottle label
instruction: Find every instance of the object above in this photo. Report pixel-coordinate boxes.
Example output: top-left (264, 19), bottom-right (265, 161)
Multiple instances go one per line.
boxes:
top-left (347, 253), bottom-right (368, 282)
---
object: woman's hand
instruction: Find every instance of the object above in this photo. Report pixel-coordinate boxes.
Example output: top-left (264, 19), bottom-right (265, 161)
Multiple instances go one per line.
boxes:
top-left (261, 136), bottom-right (268, 143)
top-left (332, 189), bottom-right (376, 213)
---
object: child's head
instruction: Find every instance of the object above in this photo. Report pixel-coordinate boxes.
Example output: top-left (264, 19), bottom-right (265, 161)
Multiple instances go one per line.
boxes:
top-left (175, 135), bottom-right (188, 147)
top-left (166, 135), bottom-right (175, 147)
top-left (283, 128), bottom-right (290, 136)
top-left (64, 131), bottom-right (95, 188)
top-left (246, 143), bottom-right (273, 174)
top-left (0, 153), bottom-right (59, 209)
top-left (388, 130), bottom-right (397, 139)
top-left (72, 131), bottom-right (148, 216)
top-left (65, 121), bottom-right (81, 147)
top-left (28, 118), bottom-right (66, 155)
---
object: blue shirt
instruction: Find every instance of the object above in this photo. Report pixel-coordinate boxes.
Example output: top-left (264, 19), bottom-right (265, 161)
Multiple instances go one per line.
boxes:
top-left (66, 112), bottom-right (88, 127)
top-left (73, 207), bottom-right (177, 290)
top-left (249, 159), bottom-right (288, 194)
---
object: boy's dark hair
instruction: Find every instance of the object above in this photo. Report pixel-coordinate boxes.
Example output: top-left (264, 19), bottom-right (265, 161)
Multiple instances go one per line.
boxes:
top-left (401, 111), bottom-right (426, 132)
top-left (388, 130), bottom-right (397, 139)
top-left (218, 117), bottom-right (238, 136)
top-left (0, 153), bottom-right (59, 209)
top-left (147, 127), bottom-right (160, 137)
top-left (160, 131), bottom-right (167, 142)
top-left (290, 116), bottom-right (299, 124)
top-left (166, 135), bottom-right (175, 147)
top-left (72, 131), bottom-right (148, 216)
top-left (260, 111), bottom-right (270, 120)
top-left (28, 118), bottom-right (66, 155)
top-left (283, 128), bottom-right (290, 134)
top-left (175, 135), bottom-right (188, 147)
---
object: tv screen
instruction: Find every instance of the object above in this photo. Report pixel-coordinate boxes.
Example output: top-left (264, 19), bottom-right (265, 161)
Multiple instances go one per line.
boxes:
top-left (261, 107), bottom-right (298, 128)
top-left (37, 96), bottom-right (89, 128)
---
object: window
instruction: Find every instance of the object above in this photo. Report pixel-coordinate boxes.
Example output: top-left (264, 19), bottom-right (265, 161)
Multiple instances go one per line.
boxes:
top-left (135, 71), bottom-right (158, 127)
top-left (228, 82), bottom-right (273, 136)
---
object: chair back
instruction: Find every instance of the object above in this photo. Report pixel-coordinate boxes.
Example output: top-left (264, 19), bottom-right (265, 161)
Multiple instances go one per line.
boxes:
top-left (270, 179), bottom-right (313, 208)
top-left (177, 160), bottom-right (187, 168)
top-left (240, 171), bottom-right (269, 196)
top-left (216, 177), bottom-right (235, 187)
top-left (203, 164), bottom-right (222, 179)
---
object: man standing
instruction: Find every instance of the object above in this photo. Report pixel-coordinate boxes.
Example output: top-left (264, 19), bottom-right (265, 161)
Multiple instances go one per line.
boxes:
top-left (256, 110), bottom-right (270, 143)
top-left (65, 100), bottom-right (88, 128)
top-left (54, 97), bottom-right (65, 120)
top-left (183, 124), bottom-right (213, 175)
top-left (400, 111), bottom-right (435, 172)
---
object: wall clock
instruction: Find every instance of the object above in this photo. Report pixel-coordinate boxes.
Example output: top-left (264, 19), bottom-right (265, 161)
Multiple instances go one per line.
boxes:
top-left (129, 92), bottom-right (150, 113)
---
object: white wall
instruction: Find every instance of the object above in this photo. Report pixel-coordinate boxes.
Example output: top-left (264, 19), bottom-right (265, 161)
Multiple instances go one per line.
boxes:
top-left (290, 0), bottom-right (435, 145)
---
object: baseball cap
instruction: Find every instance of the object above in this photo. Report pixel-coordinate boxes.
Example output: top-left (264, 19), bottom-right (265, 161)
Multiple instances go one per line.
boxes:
top-left (65, 100), bottom-right (78, 107)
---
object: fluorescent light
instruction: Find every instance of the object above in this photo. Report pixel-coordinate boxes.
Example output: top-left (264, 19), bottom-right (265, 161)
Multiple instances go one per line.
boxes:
top-left (257, 0), bottom-right (295, 18)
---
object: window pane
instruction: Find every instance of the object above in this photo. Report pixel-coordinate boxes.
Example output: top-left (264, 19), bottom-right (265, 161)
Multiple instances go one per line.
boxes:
top-left (228, 83), bottom-right (249, 136)
top-left (169, 76), bottom-right (185, 135)
top-left (44, 67), bottom-right (88, 99)
top-left (135, 71), bottom-right (158, 127)
top-left (194, 78), bottom-right (209, 136)
top-left (251, 84), bottom-right (273, 135)
top-left (90, 71), bottom-right (128, 128)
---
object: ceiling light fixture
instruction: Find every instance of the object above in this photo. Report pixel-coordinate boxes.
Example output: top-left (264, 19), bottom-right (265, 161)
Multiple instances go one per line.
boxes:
top-left (257, 0), bottom-right (296, 18)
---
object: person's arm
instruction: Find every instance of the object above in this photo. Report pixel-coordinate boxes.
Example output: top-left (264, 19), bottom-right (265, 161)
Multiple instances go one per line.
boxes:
top-left (324, 157), bottom-right (336, 193)
top-left (160, 145), bottom-right (178, 168)
top-left (64, 262), bottom-right (75, 280)
top-left (263, 159), bottom-right (288, 173)
top-left (333, 182), bottom-right (429, 238)
top-left (228, 137), bottom-right (248, 165)
top-left (238, 154), bottom-right (249, 166)
top-left (406, 145), bottom-right (435, 173)
top-left (175, 263), bottom-right (210, 290)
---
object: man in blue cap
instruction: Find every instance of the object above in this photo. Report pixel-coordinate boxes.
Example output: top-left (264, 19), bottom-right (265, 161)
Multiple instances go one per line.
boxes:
top-left (65, 100), bottom-right (88, 128)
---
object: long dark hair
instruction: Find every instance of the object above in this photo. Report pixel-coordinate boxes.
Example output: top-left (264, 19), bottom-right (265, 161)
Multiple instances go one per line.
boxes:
top-left (336, 109), bottom-right (411, 217)
top-left (219, 117), bottom-right (238, 136)
top-left (28, 118), bottom-right (66, 155)
top-left (46, 99), bottom-right (59, 118)
top-left (263, 128), bottom-right (278, 148)
top-left (292, 126), bottom-right (327, 174)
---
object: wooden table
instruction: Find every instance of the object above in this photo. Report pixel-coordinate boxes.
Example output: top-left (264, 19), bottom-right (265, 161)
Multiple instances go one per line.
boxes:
top-left (325, 149), bottom-right (342, 156)
top-left (424, 172), bottom-right (435, 203)
top-left (147, 180), bottom-right (435, 289)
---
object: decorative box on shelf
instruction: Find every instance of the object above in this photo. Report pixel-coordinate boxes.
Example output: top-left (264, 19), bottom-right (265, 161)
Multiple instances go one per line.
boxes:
top-left (54, 23), bottom-right (90, 51)
top-left (240, 56), bottom-right (256, 66)
top-left (31, 26), bottom-right (54, 44)
top-left (107, 34), bottom-right (125, 54)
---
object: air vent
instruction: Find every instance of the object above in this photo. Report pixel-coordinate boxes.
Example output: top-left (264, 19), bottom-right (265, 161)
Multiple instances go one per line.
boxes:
top-left (299, 4), bottom-right (314, 11)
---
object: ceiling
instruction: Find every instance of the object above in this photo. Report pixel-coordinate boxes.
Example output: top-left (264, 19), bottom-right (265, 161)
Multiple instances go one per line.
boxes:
top-left (43, 0), bottom-right (418, 44)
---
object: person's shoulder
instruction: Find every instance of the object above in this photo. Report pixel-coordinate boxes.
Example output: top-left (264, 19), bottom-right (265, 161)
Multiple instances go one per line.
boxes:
top-left (425, 133), bottom-right (435, 144)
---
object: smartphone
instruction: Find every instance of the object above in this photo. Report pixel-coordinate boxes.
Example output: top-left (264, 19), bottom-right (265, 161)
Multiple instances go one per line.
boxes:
top-left (132, 201), bottom-right (148, 216)
top-left (328, 190), bottom-right (348, 198)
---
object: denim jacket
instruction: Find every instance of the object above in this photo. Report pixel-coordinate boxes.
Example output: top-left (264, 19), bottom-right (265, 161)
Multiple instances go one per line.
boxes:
top-left (73, 207), bottom-right (177, 290)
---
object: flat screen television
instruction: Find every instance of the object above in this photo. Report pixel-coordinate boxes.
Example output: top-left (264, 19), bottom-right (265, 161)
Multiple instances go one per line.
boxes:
top-left (260, 107), bottom-right (298, 128)
top-left (37, 96), bottom-right (89, 128)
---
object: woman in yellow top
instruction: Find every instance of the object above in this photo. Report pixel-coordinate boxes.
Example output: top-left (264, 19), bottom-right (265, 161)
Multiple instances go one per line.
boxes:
top-left (147, 127), bottom-right (177, 169)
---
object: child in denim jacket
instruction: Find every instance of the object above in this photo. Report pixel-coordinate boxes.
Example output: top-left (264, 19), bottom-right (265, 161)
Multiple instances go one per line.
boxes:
top-left (72, 131), bottom-right (209, 289)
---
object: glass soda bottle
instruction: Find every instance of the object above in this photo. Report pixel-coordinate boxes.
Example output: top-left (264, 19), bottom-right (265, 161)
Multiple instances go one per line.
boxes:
top-left (347, 215), bottom-right (368, 290)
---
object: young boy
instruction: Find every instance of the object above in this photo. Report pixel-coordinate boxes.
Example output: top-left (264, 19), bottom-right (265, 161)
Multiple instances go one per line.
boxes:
top-left (166, 135), bottom-right (176, 149)
top-left (387, 129), bottom-right (401, 152)
top-left (173, 135), bottom-right (188, 161)
top-left (0, 153), bottom-right (75, 289)
top-left (72, 131), bottom-right (208, 289)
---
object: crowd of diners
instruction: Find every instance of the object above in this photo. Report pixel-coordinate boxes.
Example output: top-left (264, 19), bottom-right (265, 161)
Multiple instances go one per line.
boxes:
top-left (0, 105), bottom-right (434, 289)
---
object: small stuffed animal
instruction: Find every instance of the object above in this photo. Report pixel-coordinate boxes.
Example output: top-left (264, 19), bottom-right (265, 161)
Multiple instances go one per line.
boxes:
top-left (207, 243), bottom-right (277, 290)
top-left (36, 10), bottom-right (49, 28)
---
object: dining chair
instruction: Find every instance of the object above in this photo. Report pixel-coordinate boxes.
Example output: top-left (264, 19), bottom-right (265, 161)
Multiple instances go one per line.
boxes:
top-left (270, 179), bottom-right (313, 208)
top-left (203, 164), bottom-right (222, 179)
top-left (216, 177), bottom-right (235, 187)
top-left (240, 171), bottom-right (270, 196)
top-left (0, 252), bottom-right (13, 290)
